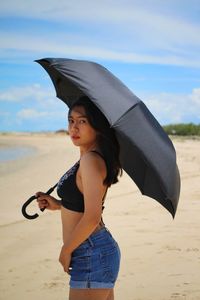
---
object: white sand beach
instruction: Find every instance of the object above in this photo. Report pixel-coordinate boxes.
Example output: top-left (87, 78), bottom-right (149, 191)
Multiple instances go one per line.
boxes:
top-left (0, 133), bottom-right (200, 300)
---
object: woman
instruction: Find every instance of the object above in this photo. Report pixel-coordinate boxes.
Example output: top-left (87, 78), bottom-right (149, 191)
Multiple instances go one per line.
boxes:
top-left (36, 96), bottom-right (122, 300)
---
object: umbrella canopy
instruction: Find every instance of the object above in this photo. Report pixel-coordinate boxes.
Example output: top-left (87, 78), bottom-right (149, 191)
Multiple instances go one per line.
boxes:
top-left (35, 58), bottom-right (180, 217)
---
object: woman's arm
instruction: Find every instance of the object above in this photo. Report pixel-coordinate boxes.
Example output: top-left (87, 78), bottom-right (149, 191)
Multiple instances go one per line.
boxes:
top-left (59, 153), bottom-right (107, 271)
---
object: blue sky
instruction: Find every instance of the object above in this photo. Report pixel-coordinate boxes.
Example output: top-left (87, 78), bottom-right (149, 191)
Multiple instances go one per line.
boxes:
top-left (0, 0), bottom-right (200, 132)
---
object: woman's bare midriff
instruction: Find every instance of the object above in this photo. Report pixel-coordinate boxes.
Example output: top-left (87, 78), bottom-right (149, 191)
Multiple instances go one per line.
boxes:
top-left (61, 206), bottom-right (103, 245)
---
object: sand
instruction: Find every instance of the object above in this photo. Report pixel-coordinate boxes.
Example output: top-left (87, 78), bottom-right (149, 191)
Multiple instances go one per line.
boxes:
top-left (0, 133), bottom-right (200, 300)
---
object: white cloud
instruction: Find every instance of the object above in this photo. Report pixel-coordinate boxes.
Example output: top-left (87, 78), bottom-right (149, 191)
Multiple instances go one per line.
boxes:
top-left (1, 30), bottom-right (200, 68)
top-left (0, 84), bottom-right (53, 102)
top-left (0, 83), bottom-right (68, 111)
top-left (0, 84), bottom-right (68, 131)
top-left (143, 88), bottom-right (200, 124)
top-left (189, 88), bottom-right (200, 105)
top-left (17, 108), bottom-right (49, 120)
top-left (16, 108), bottom-right (67, 128)
top-left (0, 1), bottom-right (200, 67)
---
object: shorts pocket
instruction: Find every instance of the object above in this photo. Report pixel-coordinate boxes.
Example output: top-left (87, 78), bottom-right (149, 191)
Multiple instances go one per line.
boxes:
top-left (70, 248), bottom-right (92, 278)
top-left (100, 244), bottom-right (121, 283)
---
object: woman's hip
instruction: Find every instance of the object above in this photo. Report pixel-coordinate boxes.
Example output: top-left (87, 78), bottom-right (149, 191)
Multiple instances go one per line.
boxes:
top-left (69, 227), bottom-right (121, 289)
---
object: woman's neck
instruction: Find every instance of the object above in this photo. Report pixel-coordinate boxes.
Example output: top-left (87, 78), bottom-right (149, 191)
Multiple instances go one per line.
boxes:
top-left (79, 144), bottom-right (99, 157)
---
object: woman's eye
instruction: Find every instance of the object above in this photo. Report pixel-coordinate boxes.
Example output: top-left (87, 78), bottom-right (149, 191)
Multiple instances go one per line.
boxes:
top-left (79, 119), bottom-right (86, 124)
top-left (68, 118), bottom-right (87, 124)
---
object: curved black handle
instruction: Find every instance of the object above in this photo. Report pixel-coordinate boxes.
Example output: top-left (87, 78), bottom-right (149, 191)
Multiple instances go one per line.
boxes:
top-left (21, 195), bottom-right (41, 219)
top-left (21, 184), bottom-right (58, 220)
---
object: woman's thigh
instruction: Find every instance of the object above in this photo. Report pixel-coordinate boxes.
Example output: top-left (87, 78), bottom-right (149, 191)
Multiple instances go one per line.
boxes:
top-left (69, 288), bottom-right (114, 300)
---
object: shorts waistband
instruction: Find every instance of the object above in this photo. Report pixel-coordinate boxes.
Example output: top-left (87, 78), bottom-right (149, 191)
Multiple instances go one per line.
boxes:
top-left (82, 227), bottom-right (111, 248)
top-left (89, 227), bottom-right (112, 246)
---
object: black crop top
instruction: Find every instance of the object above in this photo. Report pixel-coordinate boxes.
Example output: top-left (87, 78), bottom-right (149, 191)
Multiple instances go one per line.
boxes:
top-left (57, 151), bottom-right (107, 213)
top-left (57, 161), bottom-right (83, 212)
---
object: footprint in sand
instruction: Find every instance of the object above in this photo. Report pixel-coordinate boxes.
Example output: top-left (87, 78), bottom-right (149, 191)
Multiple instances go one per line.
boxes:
top-left (165, 245), bottom-right (182, 251)
top-left (186, 247), bottom-right (199, 252)
top-left (43, 281), bottom-right (65, 289)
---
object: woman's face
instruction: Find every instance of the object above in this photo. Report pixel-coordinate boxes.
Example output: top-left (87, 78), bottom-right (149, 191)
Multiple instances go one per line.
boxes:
top-left (68, 105), bottom-right (98, 149)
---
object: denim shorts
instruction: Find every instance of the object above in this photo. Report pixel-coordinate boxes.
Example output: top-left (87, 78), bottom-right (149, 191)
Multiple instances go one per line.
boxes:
top-left (69, 227), bottom-right (121, 289)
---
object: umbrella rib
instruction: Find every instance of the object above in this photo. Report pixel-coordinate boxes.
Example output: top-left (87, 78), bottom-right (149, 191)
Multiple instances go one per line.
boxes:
top-left (111, 102), bottom-right (140, 127)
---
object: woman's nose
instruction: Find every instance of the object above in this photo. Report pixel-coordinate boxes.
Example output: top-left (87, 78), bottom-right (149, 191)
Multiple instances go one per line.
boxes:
top-left (71, 121), bottom-right (79, 130)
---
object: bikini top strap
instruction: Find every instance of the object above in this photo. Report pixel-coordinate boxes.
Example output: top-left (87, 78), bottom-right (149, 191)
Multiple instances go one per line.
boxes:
top-left (90, 149), bottom-right (108, 199)
top-left (90, 150), bottom-right (105, 161)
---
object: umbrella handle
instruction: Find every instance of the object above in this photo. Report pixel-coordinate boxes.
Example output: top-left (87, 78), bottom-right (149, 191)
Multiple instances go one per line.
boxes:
top-left (21, 184), bottom-right (58, 220)
top-left (21, 195), bottom-right (40, 220)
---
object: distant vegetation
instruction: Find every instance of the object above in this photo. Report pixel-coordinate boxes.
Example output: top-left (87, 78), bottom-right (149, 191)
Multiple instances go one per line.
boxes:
top-left (55, 129), bottom-right (68, 135)
top-left (163, 123), bottom-right (200, 136)
top-left (57, 125), bottom-right (200, 137)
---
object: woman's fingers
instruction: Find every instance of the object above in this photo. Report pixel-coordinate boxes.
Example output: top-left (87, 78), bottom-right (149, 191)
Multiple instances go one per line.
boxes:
top-left (36, 192), bottom-right (49, 209)
top-left (35, 193), bottom-right (60, 211)
top-left (35, 191), bottom-right (45, 198)
top-left (37, 199), bottom-right (48, 209)
top-left (35, 192), bottom-right (48, 202)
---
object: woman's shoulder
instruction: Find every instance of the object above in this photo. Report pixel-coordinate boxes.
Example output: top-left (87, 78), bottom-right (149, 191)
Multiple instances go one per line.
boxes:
top-left (80, 151), bottom-right (106, 173)
top-left (80, 150), bottom-right (104, 164)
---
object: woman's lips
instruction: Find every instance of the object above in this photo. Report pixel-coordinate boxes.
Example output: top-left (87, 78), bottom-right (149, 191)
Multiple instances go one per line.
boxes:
top-left (72, 136), bottom-right (80, 140)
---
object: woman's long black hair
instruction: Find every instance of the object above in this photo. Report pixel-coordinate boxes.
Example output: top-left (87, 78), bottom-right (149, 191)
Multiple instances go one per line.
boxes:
top-left (68, 96), bottom-right (122, 186)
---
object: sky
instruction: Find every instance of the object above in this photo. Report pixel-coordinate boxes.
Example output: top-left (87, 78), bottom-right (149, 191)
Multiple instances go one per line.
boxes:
top-left (0, 0), bottom-right (200, 132)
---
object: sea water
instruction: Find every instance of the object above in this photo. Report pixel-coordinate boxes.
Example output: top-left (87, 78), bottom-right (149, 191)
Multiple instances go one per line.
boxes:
top-left (0, 146), bottom-right (36, 162)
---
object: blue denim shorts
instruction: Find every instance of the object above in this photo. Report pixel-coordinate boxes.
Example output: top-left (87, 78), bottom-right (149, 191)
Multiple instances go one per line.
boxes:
top-left (69, 227), bottom-right (121, 289)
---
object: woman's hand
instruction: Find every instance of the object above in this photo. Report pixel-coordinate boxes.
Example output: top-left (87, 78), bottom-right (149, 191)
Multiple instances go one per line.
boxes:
top-left (36, 192), bottom-right (61, 211)
top-left (59, 246), bottom-right (72, 274)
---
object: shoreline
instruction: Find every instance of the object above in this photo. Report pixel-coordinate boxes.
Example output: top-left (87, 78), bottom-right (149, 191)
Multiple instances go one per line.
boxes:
top-left (0, 145), bottom-right (37, 162)
top-left (0, 133), bottom-right (79, 226)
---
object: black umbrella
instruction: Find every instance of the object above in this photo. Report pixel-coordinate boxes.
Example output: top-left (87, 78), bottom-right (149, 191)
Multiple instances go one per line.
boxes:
top-left (22, 57), bottom-right (180, 219)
